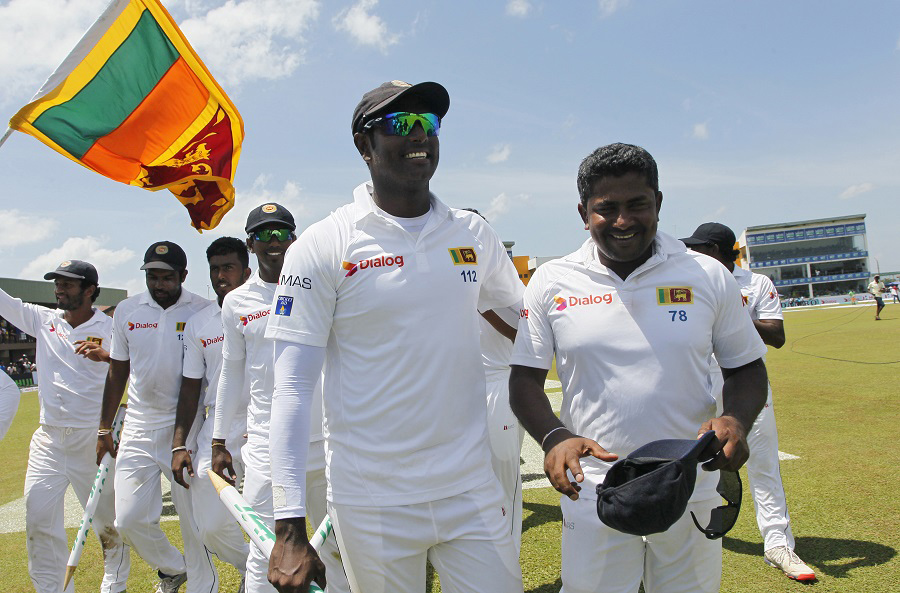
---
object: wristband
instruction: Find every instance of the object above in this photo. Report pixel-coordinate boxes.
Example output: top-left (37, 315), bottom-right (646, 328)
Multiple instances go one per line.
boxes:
top-left (172, 446), bottom-right (187, 453)
top-left (211, 442), bottom-right (228, 449)
top-left (540, 426), bottom-right (568, 450)
top-left (97, 428), bottom-right (112, 436)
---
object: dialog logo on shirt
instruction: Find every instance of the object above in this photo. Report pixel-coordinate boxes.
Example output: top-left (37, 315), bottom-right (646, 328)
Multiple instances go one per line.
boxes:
top-left (656, 287), bottom-right (693, 305)
top-left (275, 296), bottom-right (293, 316)
top-left (554, 294), bottom-right (614, 311)
top-left (553, 296), bottom-right (568, 311)
top-left (448, 247), bottom-right (477, 265)
top-left (127, 322), bottom-right (158, 331)
top-left (342, 254), bottom-right (405, 277)
top-left (201, 335), bottom-right (224, 348)
top-left (240, 310), bottom-right (270, 326)
top-left (741, 294), bottom-right (750, 306)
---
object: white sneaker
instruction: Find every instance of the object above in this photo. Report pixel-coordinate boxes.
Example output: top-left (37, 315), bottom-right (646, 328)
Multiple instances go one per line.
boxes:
top-left (154, 571), bottom-right (188, 593)
top-left (765, 546), bottom-right (816, 581)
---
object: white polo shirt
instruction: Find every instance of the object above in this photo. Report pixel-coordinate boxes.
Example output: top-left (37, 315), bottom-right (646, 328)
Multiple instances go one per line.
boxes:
top-left (218, 272), bottom-right (324, 444)
top-left (479, 304), bottom-right (520, 378)
top-left (734, 267), bottom-right (782, 323)
top-left (266, 181), bottom-right (524, 506)
top-left (0, 288), bottom-right (111, 428)
top-left (182, 301), bottom-right (249, 440)
top-left (511, 234), bottom-right (766, 501)
top-left (110, 289), bottom-right (210, 429)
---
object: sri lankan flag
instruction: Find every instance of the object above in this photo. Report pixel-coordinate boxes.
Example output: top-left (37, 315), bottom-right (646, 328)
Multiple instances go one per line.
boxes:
top-left (656, 286), bottom-right (694, 305)
top-left (8, 0), bottom-right (243, 231)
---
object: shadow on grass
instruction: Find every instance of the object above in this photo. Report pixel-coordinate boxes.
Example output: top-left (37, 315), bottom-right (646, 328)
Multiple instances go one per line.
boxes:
top-left (523, 500), bottom-right (562, 533)
top-left (724, 535), bottom-right (896, 578)
top-left (527, 577), bottom-right (561, 593)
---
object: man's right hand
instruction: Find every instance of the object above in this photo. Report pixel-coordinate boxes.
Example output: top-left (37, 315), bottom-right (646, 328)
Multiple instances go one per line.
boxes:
top-left (269, 518), bottom-right (327, 593)
top-left (172, 450), bottom-right (194, 489)
top-left (210, 443), bottom-right (236, 486)
top-left (543, 430), bottom-right (617, 500)
top-left (96, 433), bottom-right (116, 466)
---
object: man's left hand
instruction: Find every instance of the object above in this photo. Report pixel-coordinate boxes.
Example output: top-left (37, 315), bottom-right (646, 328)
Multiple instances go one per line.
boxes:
top-left (698, 415), bottom-right (749, 472)
top-left (74, 340), bottom-right (110, 363)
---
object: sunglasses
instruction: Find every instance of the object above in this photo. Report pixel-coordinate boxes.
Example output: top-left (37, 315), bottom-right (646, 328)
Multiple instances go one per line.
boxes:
top-left (690, 469), bottom-right (742, 539)
top-left (251, 228), bottom-right (293, 242)
top-left (362, 112), bottom-right (440, 137)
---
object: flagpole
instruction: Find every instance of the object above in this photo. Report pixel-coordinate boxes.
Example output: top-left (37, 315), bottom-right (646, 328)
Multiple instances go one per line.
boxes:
top-left (0, 128), bottom-right (12, 150)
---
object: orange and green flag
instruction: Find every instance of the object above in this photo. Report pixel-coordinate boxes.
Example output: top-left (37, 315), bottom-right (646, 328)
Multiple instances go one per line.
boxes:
top-left (7, 0), bottom-right (244, 231)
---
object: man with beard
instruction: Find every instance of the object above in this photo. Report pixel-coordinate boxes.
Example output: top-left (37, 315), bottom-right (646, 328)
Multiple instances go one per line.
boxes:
top-left (0, 260), bottom-right (130, 593)
top-left (509, 143), bottom-right (769, 593)
top-left (171, 237), bottom-right (253, 591)
top-left (97, 242), bottom-right (213, 593)
top-left (211, 204), bottom-right (349, 593)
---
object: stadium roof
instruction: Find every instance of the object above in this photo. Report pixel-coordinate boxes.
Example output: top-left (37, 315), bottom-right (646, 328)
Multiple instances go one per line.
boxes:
top-left (746, 214), bottom-right (866, 233)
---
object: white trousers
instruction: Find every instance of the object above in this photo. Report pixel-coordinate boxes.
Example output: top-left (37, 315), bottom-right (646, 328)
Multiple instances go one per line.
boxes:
top-left (241, 436), bottom-right (349, 593)
top-left (328, 478), bottom-right (523, 593)
top-left (560, 494), bottom-right (721, 593)
top-left (192, 413), bottom-right (249, 573)
top-left (25, 425), bottom-right (130, 593)
top-left (114, 423), bottom-right (217, 593)
top-left (485, 372), bottom-right (524, 554)
top-left (713, 373), bottom-right (794, 551)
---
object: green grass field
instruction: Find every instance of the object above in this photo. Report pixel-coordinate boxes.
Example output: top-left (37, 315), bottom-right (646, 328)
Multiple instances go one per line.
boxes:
top-left (1, 304), bottom-right (898, 592)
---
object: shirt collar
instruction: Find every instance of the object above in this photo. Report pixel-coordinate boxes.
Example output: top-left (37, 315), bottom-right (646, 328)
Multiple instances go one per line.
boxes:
top-left (138, 287), bottom-right (195, 310)
top-left (579, 231), bottom-right (686, 275)
top-left (351, 181), bottom-right (451, 226)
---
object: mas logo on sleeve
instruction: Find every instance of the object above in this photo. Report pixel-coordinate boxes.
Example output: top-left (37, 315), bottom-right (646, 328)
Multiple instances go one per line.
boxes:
top-left (448, 247), bottom-right (477, 265)
top-left (275, 296), bottom-right (294, 316)
top-left (656, 287), bottom-right (694, 305)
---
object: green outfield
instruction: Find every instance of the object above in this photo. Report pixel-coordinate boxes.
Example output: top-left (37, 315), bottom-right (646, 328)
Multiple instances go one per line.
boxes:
top-left (1, 304), bottom-right (898, 592)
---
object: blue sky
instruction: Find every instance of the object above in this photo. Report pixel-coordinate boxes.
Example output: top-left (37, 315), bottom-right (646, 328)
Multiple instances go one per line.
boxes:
top-left (1, 0), bottom-right (898, 297)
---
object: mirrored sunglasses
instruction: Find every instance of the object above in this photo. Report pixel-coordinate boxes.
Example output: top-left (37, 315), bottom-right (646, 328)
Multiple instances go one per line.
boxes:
top-left (690, 469), bottom-right (742, 539)
top-left (362, 112), bottom-right (440, 137)
top-left (252, 228), bottom-right (292, 242)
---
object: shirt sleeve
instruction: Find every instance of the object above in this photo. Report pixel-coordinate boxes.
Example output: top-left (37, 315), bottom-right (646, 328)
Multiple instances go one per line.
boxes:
top-left (0, 372), bottom-right (20, 441)
top-left (0, 287), bottom-right (42, 337)
top-left (711, 267), bottom-right (767, 369)
top-left (221, 294), bottom-right (246, 362)
top-left (109, 303), bottom-right (130, 362)
top-left (182, 314), bottom-right (205, 380)
top-left (213, 356), bottom-right (245, 441)
top-left (265, 223), bottom-right (338, 347)
top-left (472, 219), bottom-right (524, 312)
top-left (509, 269), bottom-right (555, 370)
top-left (753, 275), bottom-right (783, 320)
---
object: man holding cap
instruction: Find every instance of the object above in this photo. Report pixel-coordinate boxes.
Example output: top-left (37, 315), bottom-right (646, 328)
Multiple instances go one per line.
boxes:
top-left (97, 241), bottom-right (213, 593)
top-left (266, 81), bottom-right (524, 592)
top-left (682, 222), bottom-right (815, 581)
top-left (0, 261), bottom-right (130, 593)
top-left (509, 143), bottom-right (768, 593)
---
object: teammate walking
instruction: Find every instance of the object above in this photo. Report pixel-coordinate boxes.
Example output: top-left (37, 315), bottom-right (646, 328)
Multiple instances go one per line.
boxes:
top-left (172, 237), bottom-right (253, 590)
top-left (266, 80), bottom-right (524, 593)
top-left (211, 204), bottom-right (348, 593)
top-left (682, 222), bottom-right (815, 581)
top-left (97, 242), bottom-right (214, 593)
top-left (509, 143), bottom-right (768, 593)
top-left (867, 275), bottom-right (887, 320)
top-left (0, 260), bottom-right (130, 593)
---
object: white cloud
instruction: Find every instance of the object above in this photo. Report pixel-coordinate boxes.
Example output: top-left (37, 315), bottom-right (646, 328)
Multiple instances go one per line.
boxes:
top-left (506, 0), bottom-right (532, 17)
top-left (214, 174), bottom-right (309, 236)
top-left (838, 182), bottom-right (876, 200)
top-left (0, 0), bottom-right (108, 105)
top-left (20, 236), bottom-right (135, 281)
top-left (180, 0), bottom-right (320, 87)
top-left (487, 144), bottom-right (512, 164)
top-left (598, 0), bottom-right (629, 18)
top-left (333, 0), bottom-right (399, 52)
top-left (692, 122), bottom-right (710, 140)
top-left (485, 192), bottom-right (529, 222)
top-left (0, 210), bottom-right (60, 247)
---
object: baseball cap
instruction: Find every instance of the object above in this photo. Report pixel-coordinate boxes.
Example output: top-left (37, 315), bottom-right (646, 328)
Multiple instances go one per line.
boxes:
top-left (596, 430), bottom-right (739, 537)
top-left (351, 80), bottom-right (450, 135)
top-left (44, 260), bottom-right (98, 285)
top-left (140, 241), bottom-right (187, 271)
top-left (245, 203), bottom-right (296, 233)
top-left (680, 222), bottom-right (736, 248)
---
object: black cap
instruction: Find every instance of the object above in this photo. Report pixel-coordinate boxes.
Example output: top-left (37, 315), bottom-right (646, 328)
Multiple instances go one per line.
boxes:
top-left (140, 241), bottom-right (187, 271)
top-left (680, 222), bottom-right (736, 248)
top-left (245, 203), bottom-right (296, 233)
top-left (596, 431), bottom-right (723, 536)
top-left (351, 80), bottom-right (450, 135)
top-left (44, 260), bottom-right (98, 284)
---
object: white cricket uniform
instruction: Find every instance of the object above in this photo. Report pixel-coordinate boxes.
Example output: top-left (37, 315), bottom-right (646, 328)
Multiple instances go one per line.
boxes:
top-left (213, 272), bottom-right (343, 593)
top-left (479, 304), bottom-right (525, 553)
top-left (709, 266), bottom-right (794, 552)
top-left (266, 182), bottom-right (525, 593)
top-left (0, 287), bottom-right (129, 593)
top-left (182, 301), bottom-right (250, 574)
top-left (511, 234), bottom-right (767, 593)
top-left (109, 289), bottom-right (216, 593)
top-left (0, 369), bottom-right (20, 440)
